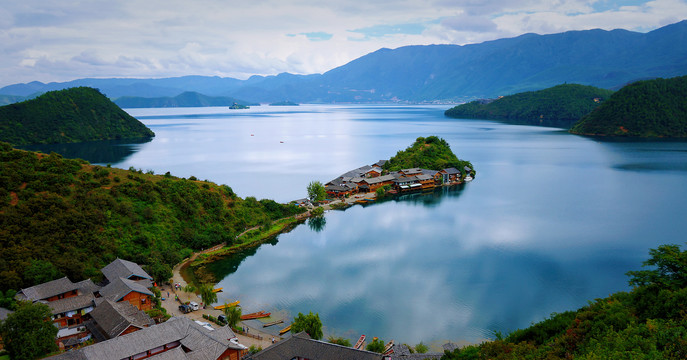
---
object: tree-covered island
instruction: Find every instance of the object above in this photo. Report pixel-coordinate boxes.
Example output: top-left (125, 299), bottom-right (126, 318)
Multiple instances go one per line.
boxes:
top-left (0, 87), bottom-right (155, 146)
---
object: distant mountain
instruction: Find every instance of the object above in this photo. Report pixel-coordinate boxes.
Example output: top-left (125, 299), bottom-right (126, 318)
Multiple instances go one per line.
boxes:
top-left (0, 87), bottom-right (154, 145)
top-left (445, 84), bottom-right (614, 128)
top-left (570, 76), bottom-right (687, 137)
top-left (114, 91), bottom-right (255, 108)
top-left (2, 20), bottom-right (687, 103)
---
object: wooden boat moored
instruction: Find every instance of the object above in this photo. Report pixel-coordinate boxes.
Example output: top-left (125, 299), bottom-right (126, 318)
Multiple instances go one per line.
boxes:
top-left (354, 334), bottom-right (366, 350)
top-left (279, 325), bottom-right (292, 335)
top-left (240, 311), bottom-right (271, 320)
top-left (212, 287), bottom-right (223, 293)
top-left (263, 319), bottom-right (284, 327)
top-left (213, 300), bottom-right (240, 310)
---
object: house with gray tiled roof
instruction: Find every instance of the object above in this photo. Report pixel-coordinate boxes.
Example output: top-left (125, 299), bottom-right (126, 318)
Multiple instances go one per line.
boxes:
top-left (100, 277), bottom-right (154, 311)
top-left (101, 258), bottom-right (153, 285)
top-left (246, 332), bottom-right (388, 360)
top-left (88, 299), bottom-right (154, 340)
top-left (16, 276), bottom-right (80, 302)
top-left (388, 344), bottom-right (442, 360)
top-left (47, 316), bottom-right (247, 360)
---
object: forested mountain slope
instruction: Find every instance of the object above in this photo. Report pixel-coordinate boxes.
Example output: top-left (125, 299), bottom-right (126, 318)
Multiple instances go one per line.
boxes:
top-left (0, 87), bottom-right (154, 145)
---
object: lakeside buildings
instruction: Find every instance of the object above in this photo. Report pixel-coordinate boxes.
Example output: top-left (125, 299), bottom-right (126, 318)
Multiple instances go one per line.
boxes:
top-left (324, 160), bottom-right (473, 199)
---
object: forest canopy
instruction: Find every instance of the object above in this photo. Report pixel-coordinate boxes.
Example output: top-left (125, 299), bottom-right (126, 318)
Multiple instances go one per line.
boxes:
top-left (383, 136), bottom-right (474, 176)
top-left (0, 143), bottom-right (304, 291)
top-left (444, 84), bottom-right (614, 128)
top-left (570, 75), bottom-right (687, 137)
top-left (0, 87), bottom-right (154, 146)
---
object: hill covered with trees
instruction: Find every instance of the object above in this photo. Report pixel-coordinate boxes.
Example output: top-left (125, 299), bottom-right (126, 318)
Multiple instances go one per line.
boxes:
top-left (444, 84), bottom-right (614, 128)
top-left (570, 76), bottom-right (687, 137)
top-left (0, 143), bottom-right (304, 292)
top-left (0, 87), bottom-right (154, 146)
top-left (442, 243), bottom-right (687, 359)
top-left (383, 136), bottom-right (474, 177)
top-left (114, 91), bottom-right (255, 108)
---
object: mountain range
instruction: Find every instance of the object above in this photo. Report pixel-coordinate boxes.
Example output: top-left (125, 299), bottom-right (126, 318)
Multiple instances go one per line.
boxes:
top-left (2, 20), bottom-right (687, 104)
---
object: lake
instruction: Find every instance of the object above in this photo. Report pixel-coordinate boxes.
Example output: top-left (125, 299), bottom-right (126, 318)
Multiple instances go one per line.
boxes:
top-left (31, 105), bottom-right (687, 347)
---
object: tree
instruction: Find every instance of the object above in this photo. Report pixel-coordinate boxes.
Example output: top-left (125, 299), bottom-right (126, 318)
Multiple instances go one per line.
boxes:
top-left (366, 337), bottom-right (386, 353)
top-left (197, 283), bottom-right (218, 308)
top-left (291, 311), bottom-right (323, 340)
top-left (626, 243), bottom-right (687, 290)
top-left (222, 304), bottom-right (242, 329)
top-left (0, 301), bottom-right (58, 360)
top-left (307, 181), bottom-right (326, 202)
top-left (328, 336), bottom-right (352, 346)
top-left (415, 342), bottom-right (429, 353)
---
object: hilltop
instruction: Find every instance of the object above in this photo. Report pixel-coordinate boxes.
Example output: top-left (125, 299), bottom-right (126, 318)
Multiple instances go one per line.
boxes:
top-left (0, 87), bottom-right (154, 146)
top-left (2, 20), bottom-right (687, 103)
top-left (383, 136), bottom-right (474, 176)
top-left (444, 84), bottom-right (614, 128)
top-left (570, 76), bottom-right (687, 137)
top-left (0, 143), bottom-right (305, 291)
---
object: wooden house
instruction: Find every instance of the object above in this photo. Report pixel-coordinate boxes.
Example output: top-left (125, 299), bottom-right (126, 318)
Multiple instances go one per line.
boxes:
top-left (102, 258), bottom-right (154, 287)
top-left (246, 332), bottom-right (387, 360)
top-left (398, 168), bottom-right (422, 177)
top-left (359, 174), bottom-right (396, 193)
top-left (99, 277), bottom-right (154, 311)
top-left (440, 167), bottom-right (462, 184)
top-left (88, 299), bottom-right (155, 341)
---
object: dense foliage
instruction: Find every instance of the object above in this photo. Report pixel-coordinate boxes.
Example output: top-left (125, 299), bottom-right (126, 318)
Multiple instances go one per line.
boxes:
top-left (0, 302), bottom-right (58, 360)
top-left (0, 143), bottom-right (304, 291)
top-left (444, 84), bottom-right (614, 128)
top-left (0, 87), bottom-right (154, 146)
top-left (570, 76), bottom-right (687, 137)
top-left (114, 91), bottom-right (254, 108)
top-left (291, 311), bottom-right (323, 340)
top-left (442, 243), bottom-right (687, 359)
top-left (383, 136), bottom-right (474, 176)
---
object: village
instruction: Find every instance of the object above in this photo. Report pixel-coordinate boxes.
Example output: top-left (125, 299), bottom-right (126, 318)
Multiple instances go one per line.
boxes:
top-left (314, 160), bottom-right (474, 205)
top-left (6, 254), bottom-right (459, 360)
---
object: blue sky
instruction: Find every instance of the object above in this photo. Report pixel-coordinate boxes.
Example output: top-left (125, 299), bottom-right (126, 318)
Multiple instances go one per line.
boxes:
top-left (0, 0), bottom-right (685, 87)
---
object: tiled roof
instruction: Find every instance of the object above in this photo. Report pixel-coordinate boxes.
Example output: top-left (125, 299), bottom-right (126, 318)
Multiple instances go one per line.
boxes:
top-left (100, 277), bottom-right (153, 302)
top-left (47, 317), bottom-right (243, 360)
top-left (400, 168), bottom-right (422, 174)
top-left (246, 332), bottom-right (384, 360)
top-left (442, 167), bottom-right (461, 175)
top-left (389, 344), bottom-right (442, 360)
top-left (75, 279), bottom-right (100, 294)
top-left (17, 277), bottom-right (79, 301)
top-left (101, 258), bottom-right (153, 283)
top-left (47, 293), bottom-right (95, 315)
top-left (90, 299), bottom-right (154, 339)
top-left (363, 174), bottom-right (396, 185)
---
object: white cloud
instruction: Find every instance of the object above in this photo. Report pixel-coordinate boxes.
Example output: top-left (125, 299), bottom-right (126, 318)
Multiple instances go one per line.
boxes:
top-left (0, 0), bottom-right (685, 86)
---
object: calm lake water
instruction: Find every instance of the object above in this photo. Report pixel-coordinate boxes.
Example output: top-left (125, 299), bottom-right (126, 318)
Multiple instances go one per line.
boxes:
top-left (33, 105), bottom-right (687, 346)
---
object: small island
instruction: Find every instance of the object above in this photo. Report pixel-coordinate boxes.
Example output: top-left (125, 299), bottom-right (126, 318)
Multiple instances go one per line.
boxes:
top-left (229, 102), bottom-right (250, 109)
top-left (323, 136), bottom-right (475, 199)
top-left (114, 91), bottom-right (255, 108)
top-left (0, 87), bottom-right (154, 146)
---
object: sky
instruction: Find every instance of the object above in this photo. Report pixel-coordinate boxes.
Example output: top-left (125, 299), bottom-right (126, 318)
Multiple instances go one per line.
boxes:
top-left (1, 0), bottom-right (686, 87)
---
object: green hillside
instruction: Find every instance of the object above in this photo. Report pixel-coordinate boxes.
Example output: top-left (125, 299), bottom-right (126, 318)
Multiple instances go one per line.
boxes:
top-left (0, 87), bottom-right (154, 146)
top-left (0, 143), bottom-right (305, 291)
top-left (444, 84), bottom-right (614, 128)
top-left (570, 76), bottom-right (687, 137)
top-left (114, 91), bottom-right (255, 108)
top-left (383, 136), bottom-right (474, 177)
top-left (442, 243), bottom-right (687, 359)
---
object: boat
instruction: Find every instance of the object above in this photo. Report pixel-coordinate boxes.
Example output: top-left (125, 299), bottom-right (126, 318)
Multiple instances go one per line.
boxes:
top-left (262, 319), bottom-right (284, 327)
top-left (279, 325), bottom-right (291, 335)
top-left (240, 311), bottom-right (271, 320)
top-left (212, 287), bottom-right (223, 293)
top-left (384, 340), bottom-right (395, 354)
top-left (213, 300), bottom-right (240, 310)
top-left (354, 334), bottom-right (366, 350)
top-left (464, 175), bottom-right (473, 182)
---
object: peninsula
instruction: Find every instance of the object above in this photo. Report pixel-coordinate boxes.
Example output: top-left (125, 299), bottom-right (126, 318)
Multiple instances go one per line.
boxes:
top-left (0, 87), bottom-right (154, 146)
top-left (570, 75), bottom-right (687, 137)
top-left (444, 84), bottom-right (614, 129)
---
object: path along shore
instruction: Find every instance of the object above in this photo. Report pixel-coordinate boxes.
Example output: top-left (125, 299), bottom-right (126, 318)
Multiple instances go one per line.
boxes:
top-left (162, 192), bottom-right (378, 349)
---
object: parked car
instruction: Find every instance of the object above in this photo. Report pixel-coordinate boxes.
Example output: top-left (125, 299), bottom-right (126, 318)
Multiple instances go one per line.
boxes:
top-left (189, 301), bottom-right (200, 311)
top-left (217, 314), bottom-right (227, 324)
top-left (178, 304), bottom-right (192, 313)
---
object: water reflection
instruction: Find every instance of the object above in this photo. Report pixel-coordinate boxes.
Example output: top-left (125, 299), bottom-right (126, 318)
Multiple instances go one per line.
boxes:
top-left (18, 137), bottom-right (152, 164)
top-left (307, 216), bottom-right (327, 232)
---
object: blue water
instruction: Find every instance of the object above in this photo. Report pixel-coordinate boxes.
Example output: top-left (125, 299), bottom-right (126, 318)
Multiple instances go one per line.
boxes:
top-left (54, 105), bottom-right (687, 346)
